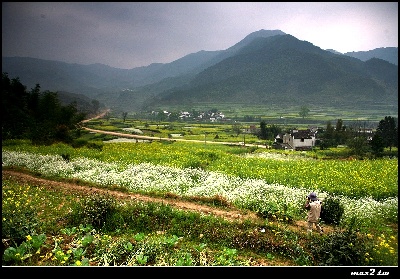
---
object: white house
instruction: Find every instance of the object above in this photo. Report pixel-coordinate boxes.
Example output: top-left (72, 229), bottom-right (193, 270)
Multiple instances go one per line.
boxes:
top-left (275, 129), bottom-right (317, 150)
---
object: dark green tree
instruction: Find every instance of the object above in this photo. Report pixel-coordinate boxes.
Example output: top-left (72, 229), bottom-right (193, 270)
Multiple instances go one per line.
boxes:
top-left (122, 112), bottom-right (128, 122)
top-left (320, 121), bottom-right (335, 148)
top-left (259, 121), bottom-right (268, 140)
top-left (2, 73), bottom-right (31, 139)
top-left (243, 115), bottom-right (254, 122)
top-left (168, 112), bottom-right (180, 121)
top-left (335, 118), bottom-right (343, 132)
top-left (370, 133), bottom-right (385, 156)
top-left (347, 136), bottom-right (369, 156)
top-left (299, 106), bottom-right (310, 119)
top-left (334, 119), bottom-right (350, 145)
top-left (376, 116), bottom-right (398, 151)
top-left (269, 124), bottom-right (282, 140)
top-left (2, 72), bottom-right (86, 144)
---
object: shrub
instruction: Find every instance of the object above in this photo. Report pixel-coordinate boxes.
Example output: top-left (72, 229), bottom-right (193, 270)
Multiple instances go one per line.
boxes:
top-left (2, 208), bottom-right (39, 248)
top-left (71, 138), bottom-right (88, 148)
top-left (308, 218), bottom-right (369, 266)
top-left (86, 140), bottom-right (104, 151)
top-left (320, 196), bottom-right (344, 225)
top-left (67, 193), bottom-right (117, 230)
top-left (61, 153), bottom-right (70, 162)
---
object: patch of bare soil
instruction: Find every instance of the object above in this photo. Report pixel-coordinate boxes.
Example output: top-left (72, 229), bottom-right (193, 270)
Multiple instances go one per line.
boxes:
top-left (2, 169), bottom-right (334, 234)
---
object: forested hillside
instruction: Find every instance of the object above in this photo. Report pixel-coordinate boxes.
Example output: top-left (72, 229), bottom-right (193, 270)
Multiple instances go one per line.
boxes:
top-left (2, 30), bottom-right (398, 113)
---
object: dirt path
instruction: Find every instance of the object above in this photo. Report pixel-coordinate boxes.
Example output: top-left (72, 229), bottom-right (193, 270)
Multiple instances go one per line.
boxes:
top-left (2, 169), bottom-right (260, 223)
top-left (83, 126), bottom-right (269, 148)
top-left (81, 111), bottom-right (268, 149)
top-left (3, 169), bottom-right (330, 234)
top-left (3, 112), bottom-right (329, 233)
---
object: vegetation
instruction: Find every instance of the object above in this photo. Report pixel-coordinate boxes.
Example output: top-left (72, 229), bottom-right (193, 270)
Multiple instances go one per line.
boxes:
top-left (2, 76), bottom-right (398, 267)
top-left (2, 172), bottom-right (398, 266)
top-left (2, 137), bottom-right (398, 266)
top-left (2, 72), bottom-right (86, 145)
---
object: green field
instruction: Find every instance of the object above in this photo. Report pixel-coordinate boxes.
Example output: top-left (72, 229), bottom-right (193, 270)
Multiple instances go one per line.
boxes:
top-left (139, 103), bottom-right (398, 127)
top-left (2, 118), bottom-right (398, 266)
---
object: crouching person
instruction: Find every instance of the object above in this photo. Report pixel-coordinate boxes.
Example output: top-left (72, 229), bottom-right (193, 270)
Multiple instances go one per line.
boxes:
top-left (305, 192), bottom-right (323, 234)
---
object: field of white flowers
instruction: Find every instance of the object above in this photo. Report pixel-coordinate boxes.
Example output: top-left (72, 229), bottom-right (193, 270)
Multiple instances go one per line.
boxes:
top-left (2, 148), bottom-right (397, 230)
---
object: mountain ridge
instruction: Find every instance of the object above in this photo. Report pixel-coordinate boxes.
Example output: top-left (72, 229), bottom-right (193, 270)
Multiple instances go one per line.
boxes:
top-left (2, 29), bottom-right (398, 114)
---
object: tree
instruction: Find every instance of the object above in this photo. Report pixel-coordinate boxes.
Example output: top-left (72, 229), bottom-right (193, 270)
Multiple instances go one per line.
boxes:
top-left (334, 119), bottom-right (350, 145)
top-left (244, 115), bottom-right (254, 122)
top-left (2, 73), bottom-right (31, 139)
top-left (376, 116), bottom-right (398, 151)
top-left (232, 122), bottom-right (242, 137)
top-left (2, 72), bottom-right (86, 144)
top-left (259, 121), bottom-right (268, 140)
top-left (347, 137), bottom-right (369, 156)
top-left (299, 106), bottom-right (310, 119)
top-left (269, 124), bottom-right (282, 141)
top-left (320, 121), bottom-right (335, 148)
top-left (335, 119), bottom-right (343, 132)
top-left (122, 112), bottom-right (128, 122)
top-left (370, 133), bottom-right (385, 156)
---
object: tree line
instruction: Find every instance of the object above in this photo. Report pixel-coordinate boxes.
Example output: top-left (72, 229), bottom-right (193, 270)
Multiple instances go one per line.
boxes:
top-left (2, 72), bottom-right (86, 145)
top-left (2, 71), bottom-right (397, 156)
top-left (257, 116), bottom-right (398, 157)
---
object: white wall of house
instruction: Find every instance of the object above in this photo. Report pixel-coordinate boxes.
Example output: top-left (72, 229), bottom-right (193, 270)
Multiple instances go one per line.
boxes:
top-left (292, 138), bottom-right (315, 148)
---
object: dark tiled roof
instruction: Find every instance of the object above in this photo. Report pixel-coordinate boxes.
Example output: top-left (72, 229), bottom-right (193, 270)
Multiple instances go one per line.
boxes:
top-left (292, 130), bottom-right (314, 139)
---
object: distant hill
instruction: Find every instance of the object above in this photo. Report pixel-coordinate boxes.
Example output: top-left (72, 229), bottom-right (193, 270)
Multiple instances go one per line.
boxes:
top-left (147, 35), bottom-right (397, 111)
top-left (344, 47), bottom-right (398, 65)
top-left (56, 91), bottom-right (107, 117)
top-left (2, 29), bottom-right (398, 114)
top-left (325, 47), bottom-right (398, 65)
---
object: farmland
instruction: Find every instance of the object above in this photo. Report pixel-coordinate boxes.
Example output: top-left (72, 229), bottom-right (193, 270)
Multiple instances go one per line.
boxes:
top-left (1, 117), bottom-right (398, 267)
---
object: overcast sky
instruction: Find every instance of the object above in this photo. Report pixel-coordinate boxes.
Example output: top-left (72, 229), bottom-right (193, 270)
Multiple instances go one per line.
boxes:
top-left (2, 2), bottom-right (398, 69)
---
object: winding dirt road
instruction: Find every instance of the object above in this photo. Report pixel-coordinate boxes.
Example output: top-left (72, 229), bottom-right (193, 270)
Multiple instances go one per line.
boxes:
top-left (82, 111), bottom-right (267, 148)
top-left (2, 169), bottom-right (259, 223)
top-left (2, 169), bottom-right (328, 235)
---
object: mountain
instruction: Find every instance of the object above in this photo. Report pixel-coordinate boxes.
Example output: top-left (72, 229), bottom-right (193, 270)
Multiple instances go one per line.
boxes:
top-left (344, 47), bottom-right (398, 65)
top-left (325, 47), bottom-right (398, 65)
top-left (146, 34), bottom-right (397, 110)
top-left (2, 29), bottom-right (398, 113)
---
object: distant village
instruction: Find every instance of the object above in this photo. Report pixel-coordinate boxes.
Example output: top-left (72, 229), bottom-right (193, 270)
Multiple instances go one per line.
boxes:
top-left (149, 109), bottom-right (376, 152)
top-left (151, 109), bottom-right (227, 122)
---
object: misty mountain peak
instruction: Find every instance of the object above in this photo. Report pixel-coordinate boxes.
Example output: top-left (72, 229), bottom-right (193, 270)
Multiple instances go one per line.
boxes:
top-left (245, 29), bottom-right (286, 40)
top-left (226, 29), bottom-right (286, 53)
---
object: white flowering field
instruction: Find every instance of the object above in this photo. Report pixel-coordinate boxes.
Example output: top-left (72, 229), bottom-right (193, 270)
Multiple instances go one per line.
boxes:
top-left (2, 140), bottom-right (397, 229)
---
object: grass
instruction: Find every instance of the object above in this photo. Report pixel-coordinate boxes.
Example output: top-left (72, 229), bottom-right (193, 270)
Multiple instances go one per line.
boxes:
top-left (3, 171), bottom-right (397, 266)
top-left (2, 152), bottom-right (398, 266)
top-left (1, 175), bottom-right (300, 266)
top-left (142, 103), bottom-right (397, 126)
top-left (2, 118), bottom-right (398, 267)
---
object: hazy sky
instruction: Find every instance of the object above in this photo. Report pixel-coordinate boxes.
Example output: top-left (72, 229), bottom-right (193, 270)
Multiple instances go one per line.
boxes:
top-left (2, 2), bottom-right (398, 69)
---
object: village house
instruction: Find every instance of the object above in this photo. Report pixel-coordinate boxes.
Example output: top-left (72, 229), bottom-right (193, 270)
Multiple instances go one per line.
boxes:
top-left (274, 128), bottom-right (317, 151)
top-left (243, 125), bottom-right (258, 134)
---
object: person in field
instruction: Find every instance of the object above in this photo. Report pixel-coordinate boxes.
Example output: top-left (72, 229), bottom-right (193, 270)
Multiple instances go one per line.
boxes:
top-left (304, 192), bottom-right (323, 234)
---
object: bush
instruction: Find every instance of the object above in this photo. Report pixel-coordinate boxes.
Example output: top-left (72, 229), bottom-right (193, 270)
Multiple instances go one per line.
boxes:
top-left (308, 218), bottom-right (369, 266)
top-left (71, 138), bottom-right (88, 148)
top-left (320, 196), bottom-right (344, 225)
top-left (2, 207), bottom-right (39, 248)
top-left (67, 193), bottom-right (117, 230)
top-left (86, 140), bottom-right (104, 151)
